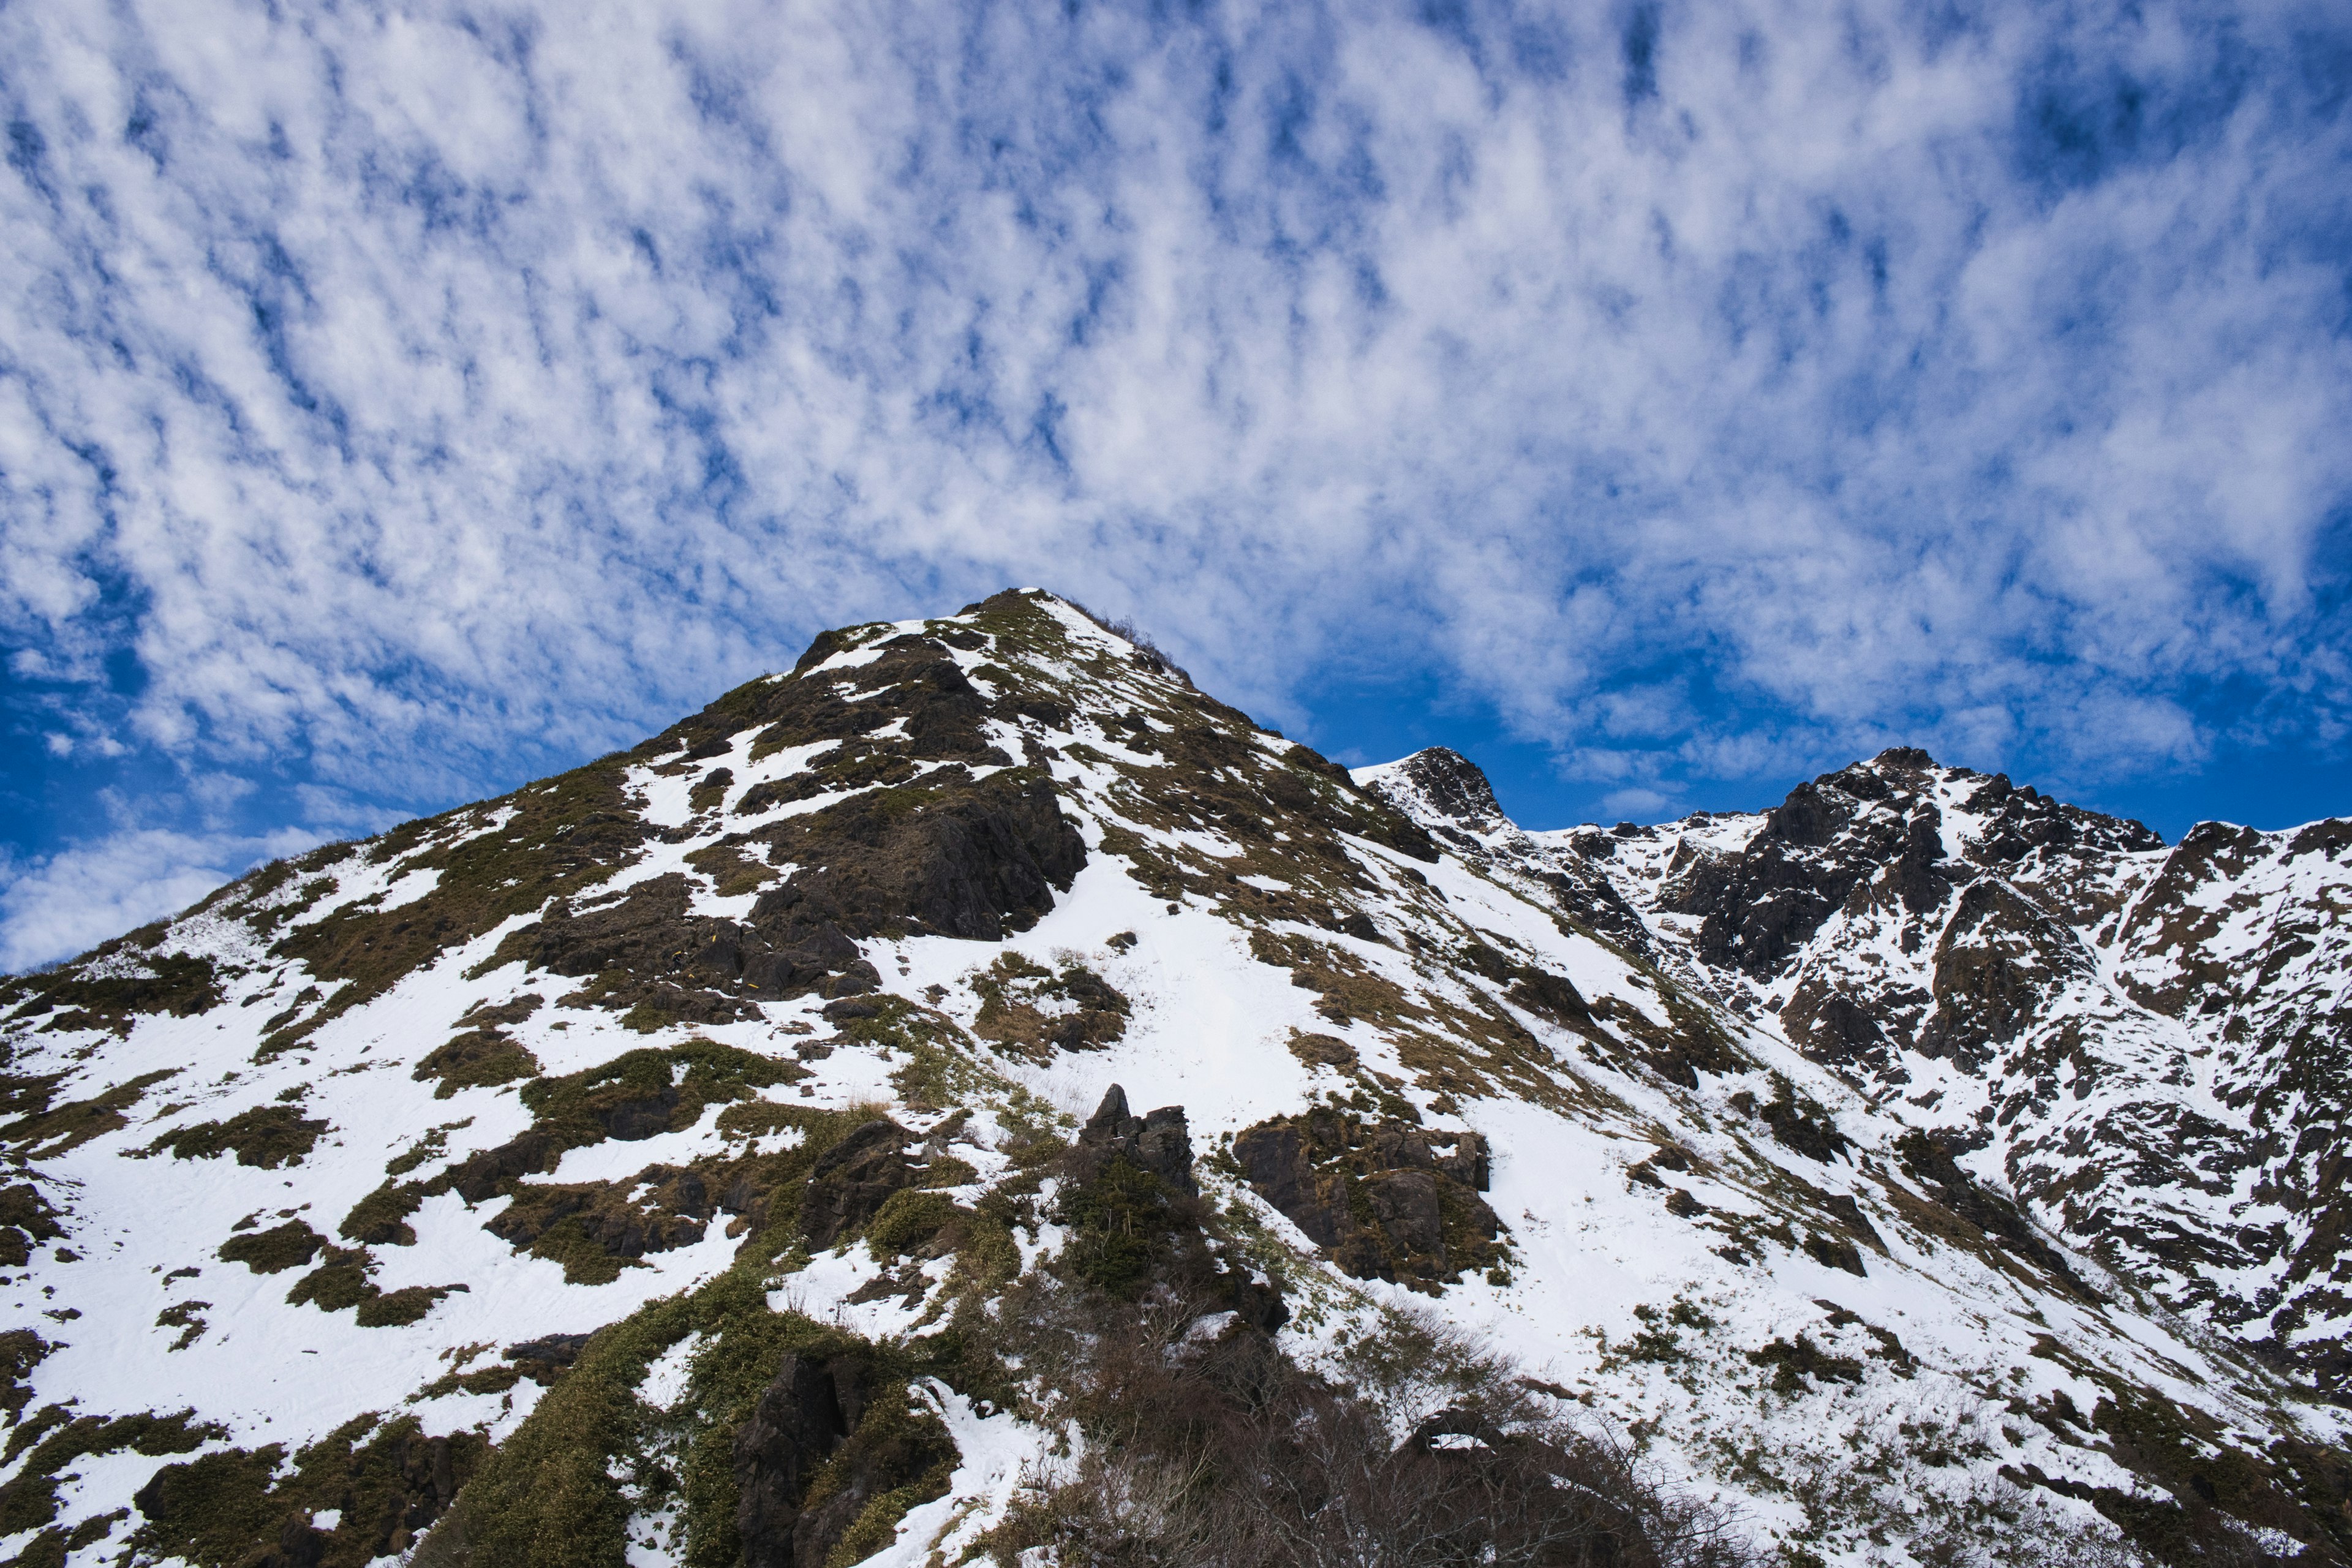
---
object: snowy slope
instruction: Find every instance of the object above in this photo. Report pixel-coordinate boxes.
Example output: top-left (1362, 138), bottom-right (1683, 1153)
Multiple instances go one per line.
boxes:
top-left (1362, 747), bottom-right (2352, 1414)
top-left (2, 593), bottom-right (2346, 1568)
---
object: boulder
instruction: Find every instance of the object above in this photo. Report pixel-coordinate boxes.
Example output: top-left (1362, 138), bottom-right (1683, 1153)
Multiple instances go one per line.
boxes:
top-left (801, 1120), bottom-right (916, 1248)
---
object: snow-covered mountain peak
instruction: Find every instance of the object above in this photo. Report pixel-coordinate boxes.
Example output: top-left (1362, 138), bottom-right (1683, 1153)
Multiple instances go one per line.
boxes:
top-left (4, 590), bottom-right (2347, 1568)
top-left (1354, 748), bottom-right (1513, 839)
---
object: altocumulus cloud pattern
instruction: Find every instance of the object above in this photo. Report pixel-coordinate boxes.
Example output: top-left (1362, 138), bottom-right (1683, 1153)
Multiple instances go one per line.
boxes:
top-left (2, 0), bottom-right (2350, 970)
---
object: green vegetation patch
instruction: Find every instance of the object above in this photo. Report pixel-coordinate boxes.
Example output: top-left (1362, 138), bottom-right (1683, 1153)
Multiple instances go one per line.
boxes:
top-left (0, 1407), bottom-right (221, 1541)
top-left (0, 1068), bottom-right (179, 1158)
top-left (0, 1180), bottom-right (66, 1268)
top-left (155, 1301), bottom-right (211, 1351)
top-left (1057, 1156), bottom-right (1183, 1297)
top-left (281, 1242), bottom-right (464, 1327)
top-left (518, 1038), bottom-right (799, 1150)
top-left (144, 1104), bottom-right (330, 1169)
top-left (414, 997), bottom-right (543, 1097)
top-left (865, 1189), bottom-right (960, 1258)
top-left (683, 838), bottom-right (780, 897)
top-left (0, 1329), bottom-right (54, 1424)
top-left (220, 1219), bottom-right (326, 1274)
top-left (132, 1411), bottom-right (488, 1568)
top-left (288, 1244), bottom-right (381, 1313)
top-left (342, 1181), bottom-right (431, 1246)
top-left (1747, 1335), bottom-right (1866, 1395)
top-left (414, 1102), bottom-right (986, 1568)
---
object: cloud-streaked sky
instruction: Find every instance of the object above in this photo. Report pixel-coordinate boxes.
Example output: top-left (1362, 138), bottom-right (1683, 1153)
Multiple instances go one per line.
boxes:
top-left (4, 0), bottom-right (2349, 970)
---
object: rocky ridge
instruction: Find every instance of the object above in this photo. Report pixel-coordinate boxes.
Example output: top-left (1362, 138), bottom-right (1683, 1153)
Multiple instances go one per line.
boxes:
top-left (1363, 745), bottom-right (2352, 1403)
top-left (0, 591), bottom-right (2345, 1568)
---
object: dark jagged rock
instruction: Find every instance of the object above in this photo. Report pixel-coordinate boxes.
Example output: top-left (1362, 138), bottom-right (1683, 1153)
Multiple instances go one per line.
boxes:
top-left (1915, 880), bottom-right (2097, 1068)
top-left (502, 1332), bottom-right (593, 1368)
top-left (726, 1343), bottom-right (953, 1568)
top-left (801, 1120), bottom-right (916, 1248)
top-left (1359, 749), bottom-right (1654, 951)
top-left (1382, 747), bottom-right (1509, 834)
top-left (733, 1352), bottom-right (865, 1568)
top-left (1072, 1085), bottom-right (1195, 1194)
top-left (751, 769), bottom-right (1087, 946)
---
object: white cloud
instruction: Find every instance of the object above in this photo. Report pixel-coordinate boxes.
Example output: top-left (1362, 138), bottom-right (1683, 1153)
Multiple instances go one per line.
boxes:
top-left (0, 0), bottom-right (2346, 968)
top-left (0, 827), bottom-right (318, 973)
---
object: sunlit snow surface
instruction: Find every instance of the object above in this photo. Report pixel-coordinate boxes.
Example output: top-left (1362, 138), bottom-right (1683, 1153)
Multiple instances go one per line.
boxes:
top-left (2, 595), bottom-right (2343, 1567)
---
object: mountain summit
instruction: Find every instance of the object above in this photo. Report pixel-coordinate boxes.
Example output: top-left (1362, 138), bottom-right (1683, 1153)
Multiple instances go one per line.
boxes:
top-left (3, 590), bottom-right (2347, 1568)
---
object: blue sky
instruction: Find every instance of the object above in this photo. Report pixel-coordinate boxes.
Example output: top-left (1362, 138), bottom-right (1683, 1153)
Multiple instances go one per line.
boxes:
top-left (2, 0), bottom-right (2348, 970)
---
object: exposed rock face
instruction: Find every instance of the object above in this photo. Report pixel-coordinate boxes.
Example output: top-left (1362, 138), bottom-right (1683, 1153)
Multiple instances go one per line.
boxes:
top-left (1072, 1084), bottom-right (1194, 1194)
top-left (734, 1353), bottom-right (865, 1568)
top-left (800, 1120), bottom-right (917, 1248)
top-left (729, 1346), bottom-right (955, 1568)
top-left (1370, 742), bottom-right (2352, 1398)
top-left (1376, 747), bottom-right (1510, 835)
top-left (1233, 1109), bottom-right (1498, 1286)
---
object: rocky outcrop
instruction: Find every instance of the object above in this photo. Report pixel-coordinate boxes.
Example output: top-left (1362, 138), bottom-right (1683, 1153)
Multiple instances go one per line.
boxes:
top-left (1357, 750), bottom-right (1651, 951)
top-left (1233, 1109), bottom-right (1499, 1286)
top-left (800, 1120), bottom-right (918, 1248)
top-left (734, 1352), bottom-right (866, 1568)
top-left (731, 1348), bottom-right (955, 1568)
top-left (1071, 1085), bottom-right (1194, 1193)
top-left (1378, 743), bottom-right (2352, 1400)
top-left (1376, 747), bottom-right (1511, 837)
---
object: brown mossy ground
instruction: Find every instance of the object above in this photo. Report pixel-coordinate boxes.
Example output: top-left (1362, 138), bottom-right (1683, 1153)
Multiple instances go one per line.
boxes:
top-left (469, 1088), bottom-right (929, 1283)
top-left (413, 1110), bottom-right (989, 1568)
top-left (413, 995), bottom-right (543, 1096)
top-left (1, 1329), bottom-right (52, 1423)
top-left (1887, 1130), bottom-right (2098, 1303)
top-left (968, 952), bottom-right (1130, 1061)
top-left (398, 1072), bottom-right (1046, 1568)
top-left (240, 752), bottom-right (649, 1058)
top-left (299, 1046), bottom-right (853, 1293)
top-left (220, 1218), bottom-right (326, 1273)
top-left (1746, 1335), bottom-right (1867, 1395)
top-left (0, 1068), bottom-right (179, 1158)
top-left (0, 1408), bottom-right (221, 1547)
top-left (142, 1102), bottom-right (329, 1168)
top-left (487, 1164), bottom-right (720, 1285)
top-left (155, 1300), bottom-right (211, 1351)
top-left (515, 1038), bottom-right (799, 1151)
top-left (0, 944), bottom-right (222, 1037)
top-left (1229, 1107), bottom-right (1504, 1288)
top-left (684, 837), bottom-right (779, 899)
top-left (0, 1180), bottom-right (66, 1267)
top-left (277, 1238), bottom-right (465, 1327)
top-left (1242, 926), bottom-right (1623, 1118)
top-left (1997, 1352), bottom-right (2352, 1564)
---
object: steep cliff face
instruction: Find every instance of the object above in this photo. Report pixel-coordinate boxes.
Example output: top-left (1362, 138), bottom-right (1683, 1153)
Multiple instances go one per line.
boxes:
top-left (2, 592), bottom-right (2346, 1568)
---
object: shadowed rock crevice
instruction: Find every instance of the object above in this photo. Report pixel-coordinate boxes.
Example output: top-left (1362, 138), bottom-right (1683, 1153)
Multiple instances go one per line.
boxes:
top-left (729, 1349), bottom-right (955, 1568)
